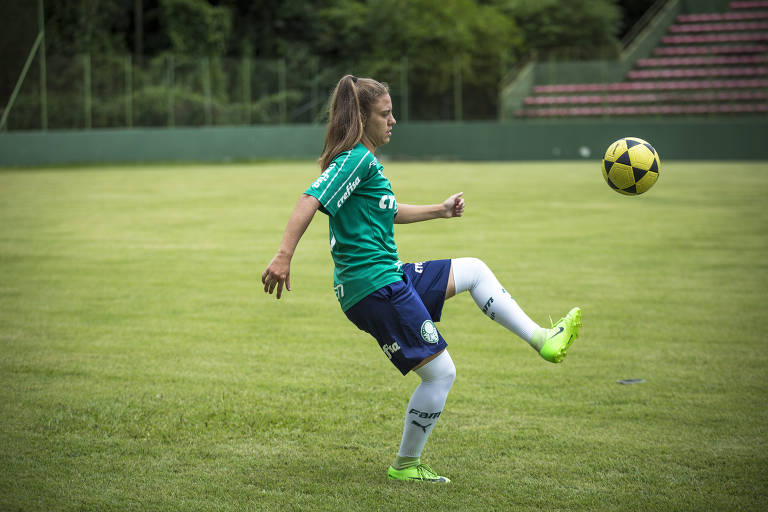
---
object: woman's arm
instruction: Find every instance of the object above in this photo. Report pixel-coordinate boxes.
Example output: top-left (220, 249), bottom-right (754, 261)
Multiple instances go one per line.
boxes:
top-left (262, 194), bottom-right (320, 299)
top-left (394, 192), bottom-right (464, 224)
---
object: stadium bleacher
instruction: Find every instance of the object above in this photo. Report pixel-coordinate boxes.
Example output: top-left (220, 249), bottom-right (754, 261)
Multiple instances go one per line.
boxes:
top-left (516, 1), bottom-right (768, 118)
top-left (636, 55), bottom-right (767, 66)
top-left (668, 21), bottom-right (768, 32)
top-left (731, 0), bottom-right (768, 8)
top-left (524, 90), bottom-right (767, 105)
top-left (627, 67), bottom-right (766, 79)
top-left (677, 12), bottom-right (768, 21)
top-left (533, 79), bottom-right (768, 94)
top-left (654, 44), bottom-right (767, 54)
top-left (521, 103), bottom-right (767, 117)
top-left (662, 33), bottom-right (768, 43)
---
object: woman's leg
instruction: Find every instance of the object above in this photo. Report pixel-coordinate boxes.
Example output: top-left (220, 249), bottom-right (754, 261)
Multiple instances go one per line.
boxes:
top-left (448, 257), bottom-right (582, 362)
top-left (449, 257), bottom-right (540, 342)
top-left (389, 350), bottom-right (455, 483)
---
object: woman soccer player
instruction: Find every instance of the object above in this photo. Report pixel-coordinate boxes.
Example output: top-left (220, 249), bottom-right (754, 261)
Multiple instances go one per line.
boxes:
top-left (262, 74), bottom-right (581, 483)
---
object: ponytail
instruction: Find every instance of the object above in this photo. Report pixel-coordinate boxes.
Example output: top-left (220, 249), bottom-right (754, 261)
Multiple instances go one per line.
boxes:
top-left (318, 75), bottom-right (389, 170)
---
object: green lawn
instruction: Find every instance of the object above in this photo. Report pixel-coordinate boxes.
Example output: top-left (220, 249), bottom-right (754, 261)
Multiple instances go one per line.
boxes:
top-left (1, 160), bottom-right (766, 511)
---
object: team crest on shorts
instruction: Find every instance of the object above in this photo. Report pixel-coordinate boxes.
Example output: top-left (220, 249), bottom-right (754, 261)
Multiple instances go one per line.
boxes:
top-left (420, 320), bottom-right (439, 344)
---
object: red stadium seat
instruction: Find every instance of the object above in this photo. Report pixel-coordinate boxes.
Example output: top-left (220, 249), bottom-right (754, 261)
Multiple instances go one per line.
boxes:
top-left (662, 33), bottom-right (768, 43)
top-left (636, 55), bottom-right (768, 67)
top-left (517, 103), bottom-right (768, 118)
top-left (627, 67), bottom-right (767, 79)
top-left (654, 44), bottom-right (768, 55)
top-left (731, 1), bottom-right (768, 8)
top-left (677, 12), bottom-right (768, 22)
top-left (669, 21), bottom-right (768, 32)
top-left (523, 91), bottom-right (768, 106)
top-left (532, 79), bottom-right (768, 94)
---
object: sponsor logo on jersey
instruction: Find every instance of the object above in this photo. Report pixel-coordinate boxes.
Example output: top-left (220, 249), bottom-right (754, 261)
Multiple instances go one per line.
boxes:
top-left (420, 320), bottom-right (439, 344)
top-left (378, 194), bottom-right (396, 209)
top-left (336, 176), bottom-right (361, 208)
top-left (382, 341), bottom-right (401, 360)
top-left (312, 164), bottom-right (335, 189)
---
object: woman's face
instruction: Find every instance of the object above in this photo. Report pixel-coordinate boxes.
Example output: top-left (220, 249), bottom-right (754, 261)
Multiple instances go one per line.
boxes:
top-left (362, 94), bottom-right (396, 151)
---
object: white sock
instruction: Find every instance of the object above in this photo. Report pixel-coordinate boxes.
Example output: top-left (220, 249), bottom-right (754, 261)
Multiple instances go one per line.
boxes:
top-left (397, 351), bottom-right (456, 458)
top-left (452, 257), bottom-right (541, 343)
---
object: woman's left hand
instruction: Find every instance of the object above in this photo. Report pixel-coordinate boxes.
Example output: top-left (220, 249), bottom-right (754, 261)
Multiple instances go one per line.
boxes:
top-left (443, 192), bottom-right (465, 218)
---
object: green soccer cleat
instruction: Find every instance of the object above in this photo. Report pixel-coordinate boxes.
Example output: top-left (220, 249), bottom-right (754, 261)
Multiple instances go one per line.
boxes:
top-left (387, 464), bottom-right (451, 483)
top-left (534, 307), bottom-right (582, 363)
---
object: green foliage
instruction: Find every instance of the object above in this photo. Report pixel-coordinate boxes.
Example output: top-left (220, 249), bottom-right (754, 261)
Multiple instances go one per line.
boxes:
top-left (317, 0), bottom-right (525, 119)
top-left (495, 0), bottom-right (623, 59)
top-left (218, 0), bottom-right (322, 56)
top-left (1, 161), bottom-right (767, 510)
top-left (42, 0), bottom-right (131, 55)
top-left (160, 0), bottom-right (232, 56)
top-left (3, 0), bottom-right (636, 124)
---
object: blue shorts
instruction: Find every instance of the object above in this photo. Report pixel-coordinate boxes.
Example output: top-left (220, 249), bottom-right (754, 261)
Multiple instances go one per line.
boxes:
top-left (344, 260), bottom-right (451, 375)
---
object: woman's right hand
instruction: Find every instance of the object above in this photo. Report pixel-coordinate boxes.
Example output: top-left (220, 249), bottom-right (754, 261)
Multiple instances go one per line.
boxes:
top-left (262, 252), bottom-right (291, 299)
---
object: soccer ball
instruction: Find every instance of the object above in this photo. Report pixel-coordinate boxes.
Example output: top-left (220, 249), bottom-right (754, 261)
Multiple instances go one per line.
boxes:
top-left (602, 137), bottom-right (660, 195)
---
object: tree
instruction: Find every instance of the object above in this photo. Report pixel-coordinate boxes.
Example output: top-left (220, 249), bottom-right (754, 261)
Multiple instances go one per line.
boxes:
top-left (214, 0), bottom-right (323, 56)
top-left (40, 0), bottom-right (132, 55)
top-left (315, 0), bottom-right (525, 119)
top-left (2, 0), bottom-right (637, 126)
top-left (160, 0), bottom-right (231, 55)
top-left (494, 0), bottom-right (623, 59)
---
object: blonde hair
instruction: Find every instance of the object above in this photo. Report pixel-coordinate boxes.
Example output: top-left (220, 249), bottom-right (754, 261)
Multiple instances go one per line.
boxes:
top-left (318, 75), bottom-right (389, 170)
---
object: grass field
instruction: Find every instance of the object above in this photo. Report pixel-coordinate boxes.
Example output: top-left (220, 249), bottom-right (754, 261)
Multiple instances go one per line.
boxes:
top-left (1, 160), bottom-right (767, 511)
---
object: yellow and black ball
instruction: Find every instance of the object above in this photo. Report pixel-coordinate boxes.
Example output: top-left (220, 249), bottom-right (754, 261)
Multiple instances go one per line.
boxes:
top-left (602, 137), bottom-right (660, 195)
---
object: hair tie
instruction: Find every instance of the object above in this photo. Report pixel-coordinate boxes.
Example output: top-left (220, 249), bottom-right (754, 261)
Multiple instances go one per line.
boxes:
top-left (351, 76), bottom-right (358, 83)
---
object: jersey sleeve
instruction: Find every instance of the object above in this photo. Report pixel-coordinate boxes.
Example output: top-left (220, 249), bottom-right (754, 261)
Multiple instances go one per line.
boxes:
top-left (304, 148), bottom-right (374, 217)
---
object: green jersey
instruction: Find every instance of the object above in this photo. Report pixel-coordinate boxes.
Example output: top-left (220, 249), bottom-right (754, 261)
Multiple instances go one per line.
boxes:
top-left (305, 142), bottom-right (402, 311)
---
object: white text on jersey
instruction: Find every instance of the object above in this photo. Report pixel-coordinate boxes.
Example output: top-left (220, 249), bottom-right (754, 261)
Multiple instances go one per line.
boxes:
top-left (379, 194), bottom-right (396, 209)
top-left (336, 176), bottom-right (361, 209)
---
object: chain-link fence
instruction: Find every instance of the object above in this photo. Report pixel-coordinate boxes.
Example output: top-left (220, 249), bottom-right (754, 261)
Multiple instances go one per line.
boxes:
top-left (3, 49), bottom-right (496, 131)
top-left (4, 54), bottom-right (332, 130)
